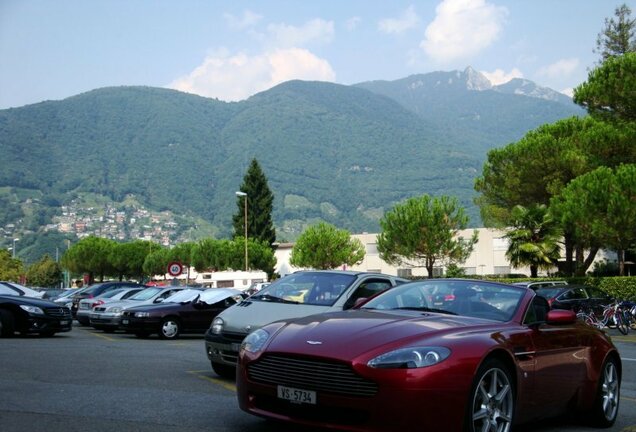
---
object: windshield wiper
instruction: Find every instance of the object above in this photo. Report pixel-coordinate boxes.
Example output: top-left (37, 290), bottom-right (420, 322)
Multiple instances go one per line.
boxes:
top-left (251, 294), bottom-right (299, 304)
top-left (393, 306), bottom-right (458, 316)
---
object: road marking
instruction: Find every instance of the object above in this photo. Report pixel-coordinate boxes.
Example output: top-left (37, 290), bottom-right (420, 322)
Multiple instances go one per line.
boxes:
top-left (622, 357), bottom-right (636, 362)
top-left (87, 331), bottom-right (118, 342)
top-left (188, 370), bottom-right (237, 392)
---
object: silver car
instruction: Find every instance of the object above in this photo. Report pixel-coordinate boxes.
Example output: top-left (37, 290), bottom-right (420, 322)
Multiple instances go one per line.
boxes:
top-left (76, 287), bottom-right (145, 325)
top-left (88, 286), bottom-right (184, 332)
top-left (204, 270), bottom-right (407, 378)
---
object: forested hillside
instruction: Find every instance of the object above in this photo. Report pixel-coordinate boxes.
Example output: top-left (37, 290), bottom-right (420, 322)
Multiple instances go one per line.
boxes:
top-left (0, 70), bottom-right (583, 258)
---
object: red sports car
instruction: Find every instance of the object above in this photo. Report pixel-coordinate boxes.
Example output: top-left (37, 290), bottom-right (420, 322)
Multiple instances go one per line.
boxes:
top-left (236, 279), bottom-right (621, 432)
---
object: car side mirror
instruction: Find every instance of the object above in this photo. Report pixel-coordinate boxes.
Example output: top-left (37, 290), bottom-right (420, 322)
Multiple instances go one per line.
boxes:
top-left (154, 298), bottom-right (164, 303)
top-left (546, 309), bottom-right (576, 325)
top-left (352, 297), bottom-right (368, 308)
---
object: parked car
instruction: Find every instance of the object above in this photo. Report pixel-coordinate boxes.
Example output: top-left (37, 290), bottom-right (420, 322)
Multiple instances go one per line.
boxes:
top-left (121, 288), bottom-right (246, 339)
top-left (75, 287), bottom-right (146, 325)
top-left (88, 286), bottom-right (184, 332)
top-left (0, 294), bottom-right (72, 337)
top-left (70, 281), bottom-right (147, 319)
top-left (0, 281), bottom-right (45, 298)
top-left (205, 270), bottom-right (408, 378)
top-left (512, 280), bottom-right (568, 290)
top-left (236, 279), bottom-right (621, 431)
top-left (53, 287), bottom-right (89, 309)
top-left (535, 284), bottom-right (613, 313)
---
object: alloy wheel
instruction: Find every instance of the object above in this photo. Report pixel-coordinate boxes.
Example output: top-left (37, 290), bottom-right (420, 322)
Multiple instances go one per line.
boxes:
top-left (600, 361), bottom-right (619, 421)
top-left (471, 367), bottom-right (513, 432)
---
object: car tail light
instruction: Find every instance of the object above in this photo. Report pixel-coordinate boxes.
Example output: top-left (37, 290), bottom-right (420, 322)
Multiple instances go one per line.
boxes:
top-left (444, 294), bottom-right (455, 301)
top-left (547, 298), bottom-right (554, 306)
top-left (91, 300), bottom-right (104, 308)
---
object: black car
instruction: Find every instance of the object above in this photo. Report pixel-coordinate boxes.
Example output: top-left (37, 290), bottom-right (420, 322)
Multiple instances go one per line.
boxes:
top-left (71, 281), bottom-right (146, 318)
top-left (121, 288), bottom-right (245, 339)
top-left (0, 294), bottom-right (72, 337)
top-left (535, 284), bottom-right (612, 313)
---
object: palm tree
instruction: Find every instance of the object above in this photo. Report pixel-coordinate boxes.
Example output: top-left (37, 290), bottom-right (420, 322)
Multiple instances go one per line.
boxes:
top-left (504, 204), bottom-right (562, 278)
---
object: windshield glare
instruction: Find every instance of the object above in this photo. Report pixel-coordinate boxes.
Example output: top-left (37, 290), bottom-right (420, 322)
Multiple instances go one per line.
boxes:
top-left (164, 289), bottom-right (201, 303)
top-left (129, 287), bottom-right (163, 301)
top-left (362, 280), bottom-right (525, 322)
top-left (254, 272), bottom-right (356, 306)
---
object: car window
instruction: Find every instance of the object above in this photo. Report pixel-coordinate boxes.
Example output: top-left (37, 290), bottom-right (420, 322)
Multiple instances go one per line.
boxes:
top-left (559, 288), bottom-right (587, 301)
top-left (129, 287), bottom-right (163, 301)
top-left (0, 285), bottom-right (20, 295)
top-left (99, 288), bottom-right (126, 299)
top-left (158, 289), bottom-right (181, 300)
top-left (363, 280), bottom-right (524, 322)
top-left (523, 296), bottom-right (549, 325)
top-left (121, 289), bottom-right (143, 299)
top-left (585, 287), bottom-right (611, 300)
top-left (253, 272), bottom-right (356, 306)
top-left (345, 278), bottom-right (393, 308)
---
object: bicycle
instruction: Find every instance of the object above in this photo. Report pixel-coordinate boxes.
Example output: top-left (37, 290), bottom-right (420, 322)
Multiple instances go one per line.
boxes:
top-left (576, 301), bottom-right (629, 335)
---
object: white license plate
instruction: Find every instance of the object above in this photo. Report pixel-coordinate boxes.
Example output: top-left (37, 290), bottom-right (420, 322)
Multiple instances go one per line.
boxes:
top-left (60, 320), bottom-right (69, 325)
top-left (277, 385), bottom-right (316, 405)
top-left (122, 319), bottom-right (129, 325)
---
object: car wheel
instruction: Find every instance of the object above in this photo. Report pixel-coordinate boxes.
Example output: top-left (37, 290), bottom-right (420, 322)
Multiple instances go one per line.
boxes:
top-left (211, 361), bottom-right (235, 379)
top-left (159, 317), bottom-right (180, 340)
top-left (589, 356), bottom-right (620, 427)
top-left (0, 309), bottom-right (15, 337)
top-left (466, 358), bottom-right (514, 432)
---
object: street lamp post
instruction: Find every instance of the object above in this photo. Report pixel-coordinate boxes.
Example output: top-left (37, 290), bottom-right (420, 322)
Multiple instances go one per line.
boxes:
top-left (12, 238), bottom-right (19, 258)
top-left (235, 191), bottom-right (248, 271)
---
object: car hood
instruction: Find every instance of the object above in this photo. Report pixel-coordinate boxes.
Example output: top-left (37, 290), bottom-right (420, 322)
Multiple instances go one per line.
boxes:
top-left (0, 295), bottom-right (61, 308)
top-left (264, 309), bottom-right (499, 361)
top-left (220, 299), bottom-right (334, 333)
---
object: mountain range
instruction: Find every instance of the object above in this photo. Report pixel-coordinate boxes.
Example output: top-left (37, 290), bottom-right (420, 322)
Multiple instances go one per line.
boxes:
top-left (0, 67), bottom-right (584, 257)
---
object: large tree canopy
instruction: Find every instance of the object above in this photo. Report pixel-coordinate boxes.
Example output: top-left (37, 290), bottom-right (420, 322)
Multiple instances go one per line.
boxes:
top-left (595, 3), bottom-right (636, 62)
top-left (574, 52), bottom-right (636, 122)
top-left (377, 195), bottom-right (477, 278)
top-left (290, 222), bottom-right (364, 270)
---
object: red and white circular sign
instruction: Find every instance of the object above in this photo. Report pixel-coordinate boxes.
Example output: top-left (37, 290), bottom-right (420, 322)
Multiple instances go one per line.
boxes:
top-left (167, 261), bottom-right (183, 277)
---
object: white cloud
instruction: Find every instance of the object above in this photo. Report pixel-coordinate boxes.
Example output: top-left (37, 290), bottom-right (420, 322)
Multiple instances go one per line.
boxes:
top-left (168, 48), bottom-right (336, 102)
top-left (378, 5), bottom-right (420, 34)
top-left (481, 67), bottom-right (523, 85)
top-left (345, 16), bottom-right (361, 31)
top-left (536, 58), bottom-right (579, 79)
top-left (420, 0), bottom-right (508, 63)
top-left (223, 10), bottom-right (262, 30)
top-left (266, 19), bottom-right (335, 48)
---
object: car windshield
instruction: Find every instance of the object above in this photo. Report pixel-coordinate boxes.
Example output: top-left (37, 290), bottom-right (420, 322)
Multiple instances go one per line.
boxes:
top-left (129, 287), bottom-right (163, 301)
top-left (164, 289), bottom-right (202, 303)
top-left (82, 283), bottom-right (107, 295)
top-left (361, 280), bottom-right (525, 322)
top-left (535, 288), bottom-right (563, 299)
top-left (97, 288), bottom-right (127, 299)
top-left (252, 272), bottom-right (356, 306)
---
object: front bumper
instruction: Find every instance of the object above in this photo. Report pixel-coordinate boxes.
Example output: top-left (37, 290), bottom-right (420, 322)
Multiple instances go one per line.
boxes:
top-left (89, 312), bottom-right (124, 329)
top-left (120, 316), bottom-right (161, 333)
top-left (204, 328), bottom-right (247, 366)
top-left (24, 313), bottom-right (72, 334)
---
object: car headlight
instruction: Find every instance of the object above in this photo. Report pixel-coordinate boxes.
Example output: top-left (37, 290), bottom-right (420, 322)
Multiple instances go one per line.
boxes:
top-left (108, 307), bottom-right (122, 315)
top-left (367, 346), bottom-right (451, 369)
top-left (20, 305), bottom-right (44, 315)
top-left (240, 329), bottom-right (270, 354)
top-left (211, 317), bottom-right (224, 334)
top-left (135, 312), bottom-right (150, 318)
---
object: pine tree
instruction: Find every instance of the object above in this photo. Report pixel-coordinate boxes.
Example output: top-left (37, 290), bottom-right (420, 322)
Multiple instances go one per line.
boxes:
top-left (595, 3), bottom-right (636, 62)
top-left (232, 159), bottom-right (276, 247)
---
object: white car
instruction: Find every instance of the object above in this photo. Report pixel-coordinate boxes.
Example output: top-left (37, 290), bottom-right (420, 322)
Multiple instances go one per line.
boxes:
top-left (76, 287), bottom-right (146, 325)
top-left (0, 281), bottom-right (45, 298)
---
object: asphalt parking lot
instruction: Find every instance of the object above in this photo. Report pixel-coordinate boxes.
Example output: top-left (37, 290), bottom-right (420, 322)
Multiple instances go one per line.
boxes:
top-left (1, 324), bottom-right (635, 432)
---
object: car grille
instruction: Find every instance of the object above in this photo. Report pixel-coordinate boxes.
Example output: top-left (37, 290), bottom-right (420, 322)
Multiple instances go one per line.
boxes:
top-left (44, 307), bottom-right (72, 319)
top-left (221, 331), bottom-right (247, 343)
top-left (247, 354), bottom-right (378, 397)
top-left (94, 307), bottom-right (106, 312)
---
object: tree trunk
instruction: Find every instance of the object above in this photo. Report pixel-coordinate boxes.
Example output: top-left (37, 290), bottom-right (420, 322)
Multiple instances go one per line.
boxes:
top-left (574, 245), bottom-right (585, 276)
top-left (581, 246), bottom-right (599, 275)
top-left (618, 249), bottom-right (625, 276)
top-left (563, 232), bottom-right (574, 276)
top-left (530, 265), bottom-right (538, 278)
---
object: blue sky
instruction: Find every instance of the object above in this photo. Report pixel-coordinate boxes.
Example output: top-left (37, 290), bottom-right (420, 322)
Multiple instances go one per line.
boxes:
top-left (0, 0), bottom-right (633, 109)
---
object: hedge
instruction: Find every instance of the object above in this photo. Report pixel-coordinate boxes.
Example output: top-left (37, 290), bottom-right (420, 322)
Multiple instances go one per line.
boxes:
top-left (491, 276), bottom-right (636, 301)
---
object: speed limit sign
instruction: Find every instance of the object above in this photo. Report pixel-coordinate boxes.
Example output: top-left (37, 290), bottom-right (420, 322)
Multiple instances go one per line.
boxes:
top-left (167, 261), bottom-right (183, 277)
